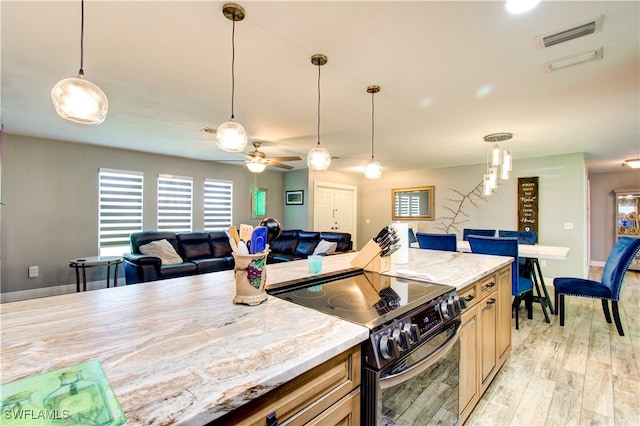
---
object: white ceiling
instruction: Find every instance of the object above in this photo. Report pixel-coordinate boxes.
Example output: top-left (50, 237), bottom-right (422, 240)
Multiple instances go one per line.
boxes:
top-left (2, 1), bottom-right (639, 175)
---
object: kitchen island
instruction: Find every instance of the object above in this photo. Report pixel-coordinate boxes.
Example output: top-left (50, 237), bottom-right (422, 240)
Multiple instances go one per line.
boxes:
top-left (1, 250), bottom-right (512, 425)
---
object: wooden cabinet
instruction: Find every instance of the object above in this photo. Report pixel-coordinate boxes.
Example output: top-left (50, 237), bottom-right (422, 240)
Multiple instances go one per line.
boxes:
top-left (615, 190), bottom-right (640, 270)
top-left (458, 264), bottom-right (512, 424)
top-left (212, 345), bottom-right (361, 426)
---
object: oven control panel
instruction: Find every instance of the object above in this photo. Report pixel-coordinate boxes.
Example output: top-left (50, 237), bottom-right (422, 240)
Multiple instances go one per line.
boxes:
top-left (366, 293), bottom-right (466, 369)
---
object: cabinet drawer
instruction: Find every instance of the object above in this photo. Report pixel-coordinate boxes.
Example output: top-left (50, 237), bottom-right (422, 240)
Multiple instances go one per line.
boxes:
top-left (212, 345), bottom-right (361, 426)
top-left (458, 284), bottom-right (478, 309)
top-left (479, 275), bottom-right (498, 298)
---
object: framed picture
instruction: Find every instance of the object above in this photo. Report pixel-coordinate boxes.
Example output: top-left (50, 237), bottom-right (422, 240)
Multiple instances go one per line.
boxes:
top-left (251, 186), bottom-right (268, 219)
top-left (286, 190), bottom-right (304, 205)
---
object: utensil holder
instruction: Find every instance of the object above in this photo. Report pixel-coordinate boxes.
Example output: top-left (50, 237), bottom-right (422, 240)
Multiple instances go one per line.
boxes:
top-left (233, 252), bottom-right (269, 306)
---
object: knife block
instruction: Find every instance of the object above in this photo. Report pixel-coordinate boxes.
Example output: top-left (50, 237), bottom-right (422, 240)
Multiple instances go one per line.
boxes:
top-left (351, 239), bottom-right (391, 273)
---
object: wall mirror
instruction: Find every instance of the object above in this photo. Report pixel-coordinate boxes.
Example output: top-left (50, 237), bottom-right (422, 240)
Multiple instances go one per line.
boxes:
top-left (392, 186), bottom-right (435, 220)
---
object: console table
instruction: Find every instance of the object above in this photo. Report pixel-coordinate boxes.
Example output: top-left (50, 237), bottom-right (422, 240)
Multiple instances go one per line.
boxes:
top-left (69, 256), bottom-right (122, 292)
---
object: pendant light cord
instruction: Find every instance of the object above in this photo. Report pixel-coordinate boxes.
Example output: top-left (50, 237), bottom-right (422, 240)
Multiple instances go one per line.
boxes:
top-left (78, 0), bottom-right (85, 77)
top-left (316, 64), bottom-right (321, 146)
top-left (370, 91), bottom-right (375, 159)
top-left (230, 14), bottom-right (237, 120)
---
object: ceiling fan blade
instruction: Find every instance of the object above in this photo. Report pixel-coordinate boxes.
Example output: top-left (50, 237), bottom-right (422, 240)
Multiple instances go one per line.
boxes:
top-left (268, 156), bottom-right (302, 162)
top-left (268, 161), bottom-right (295, 170)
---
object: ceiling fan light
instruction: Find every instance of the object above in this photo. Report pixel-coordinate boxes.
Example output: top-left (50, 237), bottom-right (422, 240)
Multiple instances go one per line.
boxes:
top-left (51, 76), bottom-right (108, 124)
top-left (364, 158), bottom-right (383, 179)
top-left (216, 119), bottom-right (248, 152)
top-left (624, 158), bottom-right (640, 169)
top-left (307, 145), bottom-right (332, 171)
top-left (246, 158), bottom-right (267, 173)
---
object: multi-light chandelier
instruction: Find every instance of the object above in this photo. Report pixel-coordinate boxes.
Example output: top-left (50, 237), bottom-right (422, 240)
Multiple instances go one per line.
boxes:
top-left (482, 133), bottom-right (513, 196)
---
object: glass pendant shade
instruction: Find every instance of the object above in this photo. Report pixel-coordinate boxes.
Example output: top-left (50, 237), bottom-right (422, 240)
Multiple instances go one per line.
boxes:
top-left (488, 166), bottom-right (498, 190)
top-left (483, 174), bottom-right (492, 196)
top-left (51, 76), bottom-right (108, 125)
top-left (216, 120), bottom-right (248, 152)
top-left (503, 149), bottom-right (512, 172)
top-left (500, 164), bottom-right (511, 180)
top-left (364, 158), bottom-right (383, 179)
top-left (246, 159), bottom-right (267, 173)
top-left (307, 145), bottom-right (332, 171)
top-left (491, 143), bottom-right (501, 166)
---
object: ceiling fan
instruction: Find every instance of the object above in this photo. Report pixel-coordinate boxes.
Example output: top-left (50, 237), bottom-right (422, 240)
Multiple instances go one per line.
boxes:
top-left (243, 141), bottom-right (302, 171)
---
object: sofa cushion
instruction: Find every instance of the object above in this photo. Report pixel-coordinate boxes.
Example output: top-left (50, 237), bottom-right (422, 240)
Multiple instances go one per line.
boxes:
top-left (319, 232), bottom-right (352, 252)
top-left (270, 230), bottom-right (300, 255)
top-left (139, 239), bottom-right (183, 265)
top-left (209, 231), bottom-right (233, 257)
top-left (294, 231), bottom-right (320, 257)
top-left (192, 257), bottom-right (232, 274)
top-left (176, 232), bottom-right (213, 260)
top-left (313, 239), bottom-right (338, 255)
top-left (160, 262), bottom-right (198, 279)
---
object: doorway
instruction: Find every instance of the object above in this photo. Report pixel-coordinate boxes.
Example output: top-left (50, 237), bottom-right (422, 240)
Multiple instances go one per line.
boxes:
top-left (313, 181), bottom-right (357, 245)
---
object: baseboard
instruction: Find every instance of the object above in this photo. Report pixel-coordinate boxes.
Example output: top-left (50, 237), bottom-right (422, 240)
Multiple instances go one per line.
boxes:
top-left (591, 260), bottom-right (606, 268)
top-left (1, 280), bottom-right (110, 303)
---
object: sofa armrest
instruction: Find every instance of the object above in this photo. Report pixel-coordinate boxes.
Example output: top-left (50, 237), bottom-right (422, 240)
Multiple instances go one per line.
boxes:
top-left (123, 253), bottom-right (162, 266)
top-left (123, 254), bottom-right (162, 284)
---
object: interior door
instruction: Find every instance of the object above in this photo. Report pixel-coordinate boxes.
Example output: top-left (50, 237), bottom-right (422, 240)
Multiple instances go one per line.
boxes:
top-left (313, 183), bottom-right (356, 242)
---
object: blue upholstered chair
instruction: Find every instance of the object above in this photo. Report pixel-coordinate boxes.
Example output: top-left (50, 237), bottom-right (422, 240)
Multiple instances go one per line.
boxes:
top-left (554, 237), bottom-right (640, 336)
top-left (463, 228), bottom-right (496, 241)
top-left (408, 228), bottom-right (417, 245)
top-left (468, 236), bottom-right (534, 329)
top-left (498, 230), bottom-right (550, 321)
top-left (416, 233), bottom-right (457, 252)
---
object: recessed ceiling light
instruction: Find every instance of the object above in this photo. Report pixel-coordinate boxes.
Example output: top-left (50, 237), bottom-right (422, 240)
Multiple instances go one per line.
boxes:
top-left (506, 0), bottom-right (540, 15)
top-left (545, 48), bottom-right (603, 72)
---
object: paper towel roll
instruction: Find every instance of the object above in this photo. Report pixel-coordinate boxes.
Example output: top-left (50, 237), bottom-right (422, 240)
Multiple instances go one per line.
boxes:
top-left (391, 222), bottom-right (409, 264)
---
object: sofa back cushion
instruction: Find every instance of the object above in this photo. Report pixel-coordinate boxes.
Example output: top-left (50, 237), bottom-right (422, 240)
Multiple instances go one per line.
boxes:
top-left (319, 232), bottom-right (352, 252)
top-left (209, 231), bottom-right (233, 257)
top-left (177, 232), bottom-right (213, 260)
top-left (270, 230), bottom-right (300, 255)
top-left (294, 231), bottom-right (320, 256)
top-left (130, 231), bottom-right (179, 254)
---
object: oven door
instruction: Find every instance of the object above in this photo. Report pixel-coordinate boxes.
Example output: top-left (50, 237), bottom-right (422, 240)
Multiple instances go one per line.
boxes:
top-left (363, 320), bottom-right (460, 426)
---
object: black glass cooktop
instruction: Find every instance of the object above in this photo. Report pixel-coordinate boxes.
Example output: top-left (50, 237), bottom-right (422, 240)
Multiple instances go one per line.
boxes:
top-left (269, 270), bottom-right (454, 330)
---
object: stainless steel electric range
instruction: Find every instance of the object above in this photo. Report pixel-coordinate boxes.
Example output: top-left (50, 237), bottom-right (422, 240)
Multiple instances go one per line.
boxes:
top-left (269, 269), bottom-right (465, 426)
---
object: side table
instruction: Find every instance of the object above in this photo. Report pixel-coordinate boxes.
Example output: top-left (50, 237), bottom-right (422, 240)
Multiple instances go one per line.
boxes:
top-left (69, 256), bottom-right (123, 292)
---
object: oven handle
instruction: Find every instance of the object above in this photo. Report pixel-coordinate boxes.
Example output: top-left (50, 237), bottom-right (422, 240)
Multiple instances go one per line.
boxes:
top-left (378, 331), bottom-right (459, 390)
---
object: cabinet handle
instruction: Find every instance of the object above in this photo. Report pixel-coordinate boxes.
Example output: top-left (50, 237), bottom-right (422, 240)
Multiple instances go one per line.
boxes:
top-left (464, 295), bottom-right (475, 302)
top-left (486, 282), bottom-right (496, 288)
top-left (266, 412), bottom-right (278, 426)
top-left (486, 298), bottom-right (496, 306)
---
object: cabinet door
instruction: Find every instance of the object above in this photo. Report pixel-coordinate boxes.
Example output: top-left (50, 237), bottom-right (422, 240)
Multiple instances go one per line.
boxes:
top-left (496, 265), bottom-right (512, 361)
top-left (459, 306), bottom-right (479, 422)
top-left (480, 295), bottom-right (497, 389)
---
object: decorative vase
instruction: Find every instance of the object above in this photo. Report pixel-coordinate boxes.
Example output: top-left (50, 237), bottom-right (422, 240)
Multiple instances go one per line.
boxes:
top-left (232, 252), bottom-right (269, 306)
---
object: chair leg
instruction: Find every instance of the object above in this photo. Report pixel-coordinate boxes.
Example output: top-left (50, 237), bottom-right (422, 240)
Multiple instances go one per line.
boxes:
top-left (601, 299), bottom-right (612, 323)
top-left (554, 288), bottom-right (559, 316)
top-left (559, 294), bottom-right (565, 327)
top-left (612, 301), bottom-right (624, 336)
top-left (513, 296), bottom-right (521, 330)
top-left (525, 291), bottom-right (534, 320)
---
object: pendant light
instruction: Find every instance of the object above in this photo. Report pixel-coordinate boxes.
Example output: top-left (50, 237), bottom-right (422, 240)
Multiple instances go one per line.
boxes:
top-left (51, 0), bottom-right (108, 125)
top-left (216, 3), bottom-right (248, 153)
top-left (363, 85), bottom-right (383, 179)
top-left (307, 54), bottom-right (331, 171)
top-left (484, 132), bottom-right (513, 184)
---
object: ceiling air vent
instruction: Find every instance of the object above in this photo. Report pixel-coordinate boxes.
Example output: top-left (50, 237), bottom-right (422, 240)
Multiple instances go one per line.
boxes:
top-left (537, 15), bottom-right (604, 49)
top-left (545, 47), bottom-right (603, 73)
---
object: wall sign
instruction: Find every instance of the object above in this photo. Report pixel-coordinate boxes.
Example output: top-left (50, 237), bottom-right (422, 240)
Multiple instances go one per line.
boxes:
top-left (518, 177), bottom-right (538, 238)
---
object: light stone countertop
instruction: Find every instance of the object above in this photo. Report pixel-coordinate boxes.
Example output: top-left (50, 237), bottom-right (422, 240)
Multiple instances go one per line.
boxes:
top-left (0, 250), bottom-right (508, 425)
top-left (384, 248), bottom-right (513, 290)
top-left (0, 256), bottom-right (369, 425)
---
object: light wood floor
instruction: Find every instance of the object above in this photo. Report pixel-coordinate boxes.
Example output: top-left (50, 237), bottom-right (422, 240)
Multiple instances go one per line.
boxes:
top-left (465, 268), bottom-right (640, 426)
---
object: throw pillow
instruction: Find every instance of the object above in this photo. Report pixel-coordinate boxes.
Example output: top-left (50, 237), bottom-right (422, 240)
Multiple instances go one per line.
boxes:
top-left (139, 239), bottom-right (183, 265)
top-left (313, 239), bottom-right (338, 255)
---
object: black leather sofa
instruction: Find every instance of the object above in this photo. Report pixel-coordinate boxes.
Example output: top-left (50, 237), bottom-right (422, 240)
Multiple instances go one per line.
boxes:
top-left (268, 230), bottom-right (353, 263)
top-left (123, 230), bottom-right (353, 284)
top-left (123, 231), bottom-right (234, 284)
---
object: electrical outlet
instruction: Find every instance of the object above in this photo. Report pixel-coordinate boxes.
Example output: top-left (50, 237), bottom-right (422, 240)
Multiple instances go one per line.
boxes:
top-left (564, 222), bottom-right (574, 230)
top-left (28, 265), bottom-right (39, 278)
top-left (540, 260), bottom-right (547, 267)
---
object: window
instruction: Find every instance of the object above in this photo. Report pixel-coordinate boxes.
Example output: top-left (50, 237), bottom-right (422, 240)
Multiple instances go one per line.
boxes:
top-left (98, 169), bottom-right (143, 256)
top-left (204, 179), bottom-right (233, 231)
top-left (157, 174), bottom-right (193, 232)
